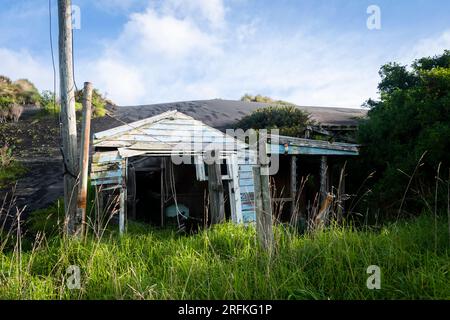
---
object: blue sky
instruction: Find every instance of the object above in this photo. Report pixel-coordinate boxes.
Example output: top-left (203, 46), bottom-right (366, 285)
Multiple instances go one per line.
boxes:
top-left (0, 0), bottom-right (449, 107)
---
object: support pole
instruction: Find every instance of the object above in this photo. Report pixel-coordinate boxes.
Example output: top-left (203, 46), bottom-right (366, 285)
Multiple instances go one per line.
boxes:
top-left (58, 0), bottom-right (79, 235)
top-left (119, 159), bottom-right (127, 235)
top-left (76, 82), bottom-right (92, 237)
top-left (337, 162), bottom-right (346, 222)
top-left (160, 158), bottom-right (165, 227)
top-left (290, 156), bottom-right (297, 215)
top-left (128, 165), bottom-right (136, 220)
top-left (253, 132), bottom-right (273, 251)
top-left (320, 156), bottom-right (329, 201)
top-left (208, 158), bottom-right (225, 225)
top-left (119, 187), bottom-right (125, 235)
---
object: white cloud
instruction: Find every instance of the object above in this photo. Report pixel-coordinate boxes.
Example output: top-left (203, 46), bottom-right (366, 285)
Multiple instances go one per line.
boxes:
top-left (0, 48), bottom-right (53, 90)
top-left (86, 58), bottom-right (146, 104)
top-left (161, 0), bottom-right (226, 29)
top-left (120, 8), bottom-right (221, 59)
top-left (410, 30), bottom-right (450, 60)
top-left (79, 0), bottom-right (388, 107)
top-left (4, 2), bottom-right (448, 108)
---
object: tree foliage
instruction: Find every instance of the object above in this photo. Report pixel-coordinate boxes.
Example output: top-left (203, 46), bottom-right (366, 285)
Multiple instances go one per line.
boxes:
top-left (357, 50), bottom-right (450, 215)
top-left (74, 88), bottom-right (109, 117)
top-left (236, 105), bottom-right (313, 137)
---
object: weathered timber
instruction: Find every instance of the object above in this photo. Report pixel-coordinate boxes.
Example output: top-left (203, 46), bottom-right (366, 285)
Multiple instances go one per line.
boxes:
top-left (290, 156), bottom-right (297, 215)
top-left (253, 133), bottom-right (273, 251)
top-left (76, 82), bottom-right (93, 237)
top-left (208, 160), bottom-right (225, 225)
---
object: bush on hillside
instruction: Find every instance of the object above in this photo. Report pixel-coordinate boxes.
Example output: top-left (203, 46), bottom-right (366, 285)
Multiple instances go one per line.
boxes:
top-left (0, 97), bottom-right (23, 123)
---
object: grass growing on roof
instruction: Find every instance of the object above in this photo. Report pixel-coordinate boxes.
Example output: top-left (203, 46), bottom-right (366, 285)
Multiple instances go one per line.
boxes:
top-left (0, 214), bottom-right (448, 299)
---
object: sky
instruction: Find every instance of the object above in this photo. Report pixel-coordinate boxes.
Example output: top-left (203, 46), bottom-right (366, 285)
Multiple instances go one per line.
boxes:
top-left (0, 0), bottom-right (449, 108)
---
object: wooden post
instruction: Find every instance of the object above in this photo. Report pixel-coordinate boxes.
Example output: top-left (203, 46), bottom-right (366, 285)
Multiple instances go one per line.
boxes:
top-left (160, 158), bottom-right (165, 227)
top-left (208, 159), bottom-right (225, 225)
top-left (76, 82), bottom-right (92, 237)
top-left (119, 187), bottom-right (125, 235)
top-left (290, 156), bottom-right (297, 215)
top-left (253, 133), bottom-right (273, 251)
top-left (119, 159), bottom-right (127, 235)
top-left (337, 162), bottom-right (346, 222)
top-left (320, 156), bottom-right (329, 201)
top-left (58, 0), bottom-right (79, 235)
top-left (128, 165), bottom-right (136, 220)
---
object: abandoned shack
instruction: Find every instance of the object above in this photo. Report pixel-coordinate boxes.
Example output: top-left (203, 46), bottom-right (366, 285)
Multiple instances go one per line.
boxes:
top-left (90, 100), bottom-right (361, 233)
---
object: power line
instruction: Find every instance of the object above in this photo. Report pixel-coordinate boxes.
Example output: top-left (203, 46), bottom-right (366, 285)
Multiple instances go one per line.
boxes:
top-left (48, 0), bottom-right (58, 120)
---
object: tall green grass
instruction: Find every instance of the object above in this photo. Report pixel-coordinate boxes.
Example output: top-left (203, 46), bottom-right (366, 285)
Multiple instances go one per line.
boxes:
top-left (0, 214), bottom-right (448, 300)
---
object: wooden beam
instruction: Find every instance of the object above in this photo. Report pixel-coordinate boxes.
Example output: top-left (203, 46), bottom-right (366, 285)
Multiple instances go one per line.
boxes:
top-left (119, 159), bottom-right (127, 235)
top-left (337, 162), bottom-right (346, 222)
top-left (229, 154), bottom-right (243, 223)
top-left (160, 158), bottom-right (165, 227)
top-left (253, 132), bottom-right (273, 251)
top-left (76, 82), bottom-right (93, 237)
top-left (320, 156), bottom-right (329, 202)
top-left (128, 165), bottom-right (136, 220)
top-left (208, 160), bottom-right (225, 225)
top-left (253, 166), bottom-right (273, 251)
top-left (119, 187), bottom-right (125, 235)
top-left (290, 156), bottom-right (297, 215)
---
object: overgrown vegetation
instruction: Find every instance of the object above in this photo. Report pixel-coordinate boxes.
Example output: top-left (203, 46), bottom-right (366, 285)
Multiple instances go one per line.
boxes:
top-left (0, 215), bottom-right (448, 299)
top-left (0, 76), bottom-right (41, 106)
top-left (236, 105), bottom-right (313, 137)
top-left (357, 50), bottom-right (450, 217)
top-left (0, 76), bottom-right (39, 123)
top-left (39, 88), bottom-right (109, 118)
top-left (0, 145), bottom-right (26, 188)
top-left (0, 74), bottom-right (110, 120)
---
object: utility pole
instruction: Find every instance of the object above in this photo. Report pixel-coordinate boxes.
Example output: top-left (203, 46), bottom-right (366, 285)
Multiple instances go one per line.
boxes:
top-left (58, 0), bottom-right (79, 235)
top-left (77, 82), bottom-right (93, 237)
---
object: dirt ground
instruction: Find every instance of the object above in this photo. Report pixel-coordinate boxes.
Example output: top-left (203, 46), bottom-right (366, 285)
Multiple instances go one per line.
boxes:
top-left (0, 109), bottom-right (63, 215)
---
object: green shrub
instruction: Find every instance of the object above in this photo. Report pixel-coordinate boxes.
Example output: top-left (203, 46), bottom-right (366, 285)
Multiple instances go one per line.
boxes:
top-left (75, 88), bottom-right (108, 118)
top-left (358, 50), bottom-right (450, 217)
top-left (38, 90), bottom-right (60, 116)
top-left (236, 105), bottom-right (313, 137)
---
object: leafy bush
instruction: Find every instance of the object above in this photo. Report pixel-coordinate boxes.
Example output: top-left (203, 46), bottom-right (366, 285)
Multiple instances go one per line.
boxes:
top-left (39, 90), bottom-right (60, 115)
top-left (13, 79), bottom-right (41, 105)
top-left (357, 50), bottom-right (450, 216)
top-left (75, 88), bottom-right (108, 118)
top-left (39, 88), bottom-right (108, 118)
top-left (236, 105), bottom-right (313, 137)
